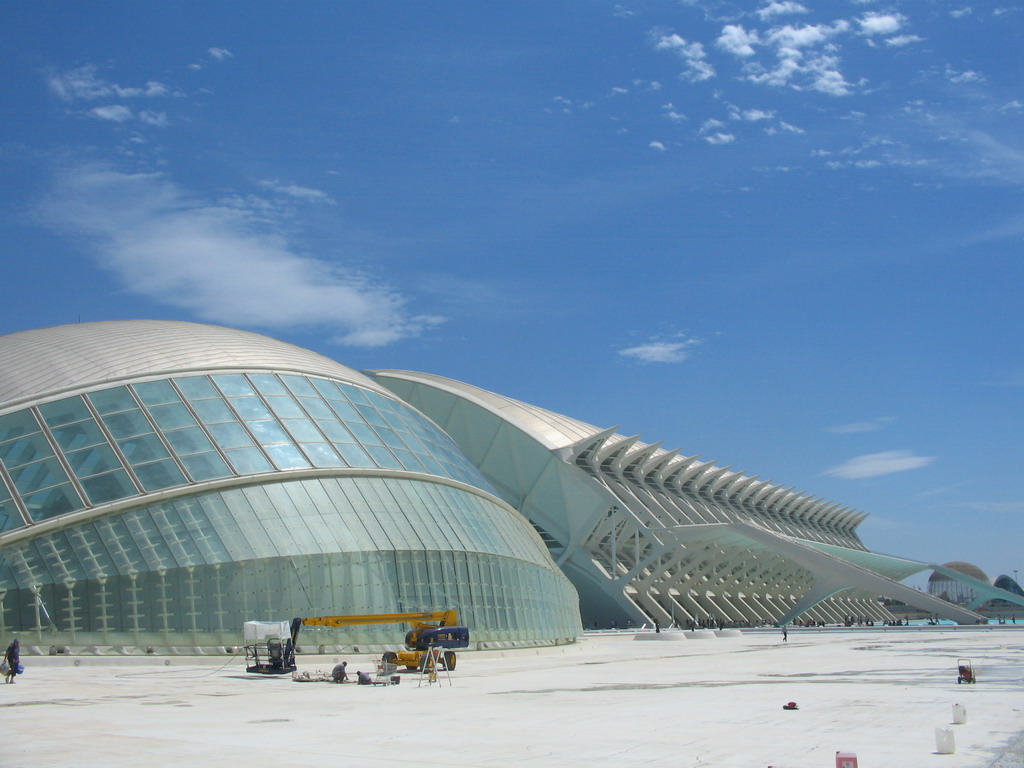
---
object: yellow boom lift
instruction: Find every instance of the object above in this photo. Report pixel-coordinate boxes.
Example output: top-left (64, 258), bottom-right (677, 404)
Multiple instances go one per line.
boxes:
top-left (245, 609), bottom-right (469, 675)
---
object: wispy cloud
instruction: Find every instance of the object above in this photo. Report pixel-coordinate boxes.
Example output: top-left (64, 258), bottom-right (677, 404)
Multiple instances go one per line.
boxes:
top-left (38, 165), bottom-right (440, 347)
top-left (619, 334), bottom-right (701, 363)
top-left (208, 47), bottom-right (233, 60)
top-left (823, 450), bottom-right (936, 479)
top-left (258, 180), bottom-right (335, 204)
top-left (49, 65), bottom-right (171, 102)
top-left (826, 416), bottom-right (895, 433)
top-left (756, 2), bottom-right (809, 21)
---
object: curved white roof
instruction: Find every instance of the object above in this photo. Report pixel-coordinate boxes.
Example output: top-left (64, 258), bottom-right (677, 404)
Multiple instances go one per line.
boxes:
top-left (369, 369), bottom-right (626, 451)
top-left (0, 320), bottom-right (381, 409)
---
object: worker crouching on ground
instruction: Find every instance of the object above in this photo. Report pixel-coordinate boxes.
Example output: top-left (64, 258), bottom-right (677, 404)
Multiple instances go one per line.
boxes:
top-left (332, 661), bottom-right (348, 683)
top-left (357, 670), bottom-right (373, 685)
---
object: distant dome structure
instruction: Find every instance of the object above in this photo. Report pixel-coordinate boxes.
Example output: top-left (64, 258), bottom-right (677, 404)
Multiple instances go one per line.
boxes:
top-left (928, 562), bottom-right (990, 605)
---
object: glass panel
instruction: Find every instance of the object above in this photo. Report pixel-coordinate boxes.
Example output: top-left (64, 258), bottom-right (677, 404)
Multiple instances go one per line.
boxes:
top-left (346, 422), bottom-right (381, 446)
top-left (283, 418), bottom-right (322, 443)
top-left (0, 498), bottom-right (23, 532)
top-left (191, 399), bottom-right (235, 423)
top-left (311, 378), bottom-right (343, 400)
top-left (394, 448), bottom-right (427, 473)
top-left (174, 375), bottom-right (218, 400)
top-left (366, 444), bottom-right (402, 469)
top-left (208, 422), bottom-right (254, 449)
top-left (0, 432), bottom-right (54, 467)
top-left (357, 404), bottom-right (388, 428)
top-left (22, 483), bottom-right (82, 521)
top-left (225, 446), bottom-right (273, 474)
top-left (339, 384), bottom-right (369, 404)
top-left (317, 419), bottom-right (354, 443)
top-left (133, 380), bottom-right (180, 406)
top-left (102, 409), bottom-right (153, 439)
top-left (0, 410), bottom-right (40, 442)
top-left (328, 400), bottom-right (360, 423)
top-left (302, 442), bottom-right (344, 468)
top-left (246, 420), bottom-right (290, 445)
top-left (212, 374), bottom-right (254, 397)
top-left (38, 396), bottom-right (92, 427)
top-left (298, 397), bottom-right (333, 419)
top-left (265, 443), bottom-right (310, 469)
top-left (49, 419), bottom-right (107, 452)
top-left (231, 396), bottom-right (272, 420)
top-left (164, 427), bottom-right (215, 455)
top-left (10, 457), bottom-right (69, 495)
top-left (266, 396), bottom-right (305, 419)
top-left (181, 452), bottom-right (232, 481)
top-left (88, 386), bottom-right (137, 415)
top-left (66, 444), bottom-right (124, 478)
top-left (80, 470), bottom-right (137, 504)
top-left (118, 433), bottom-right (170, 463)
top-left (248, 373), bottom-right (288, 396)
top-left (374, 427), bottom-right (406, 450)
top-left (134, 459), bottom-right (187, 491)
top-left (280, 375), bottom-right (317, 397)
top-left (147, 403), bottom-right (197, 431)
top-left (335, 443), bottom-right (374, 467)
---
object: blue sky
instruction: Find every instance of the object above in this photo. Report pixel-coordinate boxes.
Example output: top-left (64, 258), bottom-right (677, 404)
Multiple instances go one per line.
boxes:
top-left (3, 1), bottom-right (1022, 587)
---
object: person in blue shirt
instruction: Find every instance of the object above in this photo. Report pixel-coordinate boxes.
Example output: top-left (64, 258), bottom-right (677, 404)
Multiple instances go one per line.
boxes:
top-left (4, 639), bottom-right (19, 684)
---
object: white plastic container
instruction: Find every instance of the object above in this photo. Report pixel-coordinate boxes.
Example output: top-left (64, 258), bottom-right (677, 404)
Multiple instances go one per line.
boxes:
top-left (952, 703), bottom-right (967, 724)
top-left (935, 727), bottom-right (956, 754)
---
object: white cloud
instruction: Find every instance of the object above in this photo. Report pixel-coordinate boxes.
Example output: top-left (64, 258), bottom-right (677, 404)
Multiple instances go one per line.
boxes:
top-left (950, 8), bottom-right (973, 18)
top-left (208, 47), bottom-right (234, 60)
top-left (258, 180), bottom-right (335, 204)
top-left (858, 13), bottom-right (905, 36)
top-left (49, 65), bottom-right (170, 102)
top-left (619, 336), bottom-right (701, 363)
top-left (766, 22), bottom-right (848, 49)
top-left (756, 2), bottom-right (808, 21)
top-left (716, 25), bottom-right (760, 57)
top-left (649, 141), bottom-right (667, 151)
top-left (822, 450), bottom-right (936, 479)
top-left (704, 133), bottom-right (736, 145)
top-left (138, 110), bottom-right (169, 127)
top-left (39, 165), bottom-right (437, 347)
top-left (89, 105), bottom-right (134, 123)
top-left (826, 417), bottom-right (895, 434)
top-left (655, 34), bottom-right (716, 82)
top-left (885, 35), bottom-right (924, 47)
top-left (945, 66), bottom-right (985, 84)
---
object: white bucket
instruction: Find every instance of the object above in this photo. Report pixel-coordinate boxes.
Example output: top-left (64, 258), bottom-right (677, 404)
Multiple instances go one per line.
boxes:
top-left (952, 703), bottom-right (967, 724)
top-left (935, 727), bottom-right (956, 754)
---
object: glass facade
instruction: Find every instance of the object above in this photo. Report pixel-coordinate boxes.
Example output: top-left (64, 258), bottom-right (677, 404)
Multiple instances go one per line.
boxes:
top-left (0, 476), bottom-right (580, 646)
top-left (0, 372), bottom-right (495, 530)
top-left (0, 366), bottom-right (581, 649)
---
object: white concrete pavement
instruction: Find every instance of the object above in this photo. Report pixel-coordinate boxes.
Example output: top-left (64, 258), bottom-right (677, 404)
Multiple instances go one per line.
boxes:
top-left (3, 627), bottom-right (1024, 768)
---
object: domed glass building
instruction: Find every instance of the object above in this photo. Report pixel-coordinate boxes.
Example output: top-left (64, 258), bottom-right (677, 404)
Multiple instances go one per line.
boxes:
top-left (0, 321), bottom-right (581, 651)
top-left (928, 562), bottom-right (990, 605)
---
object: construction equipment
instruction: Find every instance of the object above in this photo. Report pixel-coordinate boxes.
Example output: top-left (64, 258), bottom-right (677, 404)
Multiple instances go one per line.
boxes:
top-left (289, 610), bottom-right (469, 672)
top-left (243, 620), bottom-right (297, 675)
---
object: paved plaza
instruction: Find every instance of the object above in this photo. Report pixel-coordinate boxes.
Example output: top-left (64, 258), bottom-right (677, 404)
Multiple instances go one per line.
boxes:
top-left (4, 627), bottom-right (1024, 768)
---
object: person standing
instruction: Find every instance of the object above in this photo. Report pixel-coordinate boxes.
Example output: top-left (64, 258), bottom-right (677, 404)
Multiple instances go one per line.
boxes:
top-left (4, 638), bottom-right (19, 684)
top-left (782, 627), bottom-right (788, 643)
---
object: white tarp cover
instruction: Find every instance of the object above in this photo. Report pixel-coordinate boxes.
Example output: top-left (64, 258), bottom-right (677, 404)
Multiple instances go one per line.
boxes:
top-left (244, 621), bottom-right (290, 644)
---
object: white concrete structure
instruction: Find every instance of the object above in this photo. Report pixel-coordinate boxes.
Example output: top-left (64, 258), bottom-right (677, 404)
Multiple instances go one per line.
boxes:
top-left (373, 371), bottom-right (987, 628)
